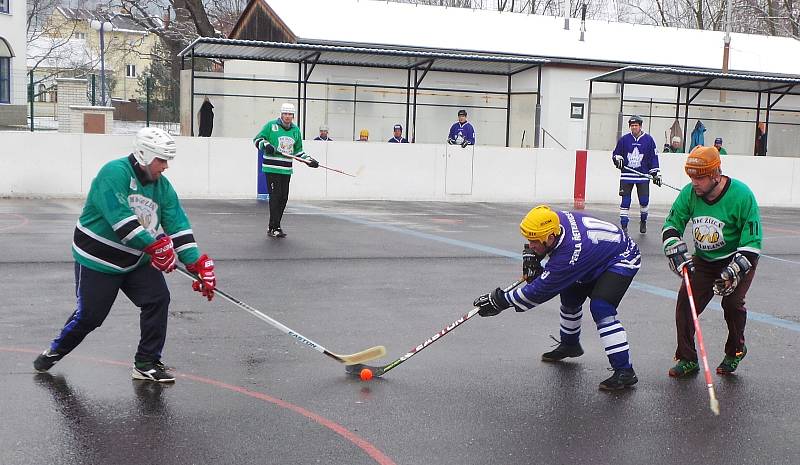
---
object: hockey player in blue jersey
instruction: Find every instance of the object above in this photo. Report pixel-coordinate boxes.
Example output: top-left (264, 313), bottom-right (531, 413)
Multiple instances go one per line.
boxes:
top-left (473, 205), bottom-right (641, 390)
top-left (612, 115), bottom-right (662, 233)
top-left (447, 109), bottom-right (475, 147)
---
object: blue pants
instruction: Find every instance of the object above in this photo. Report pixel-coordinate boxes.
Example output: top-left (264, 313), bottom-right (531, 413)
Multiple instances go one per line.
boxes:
top-left (618, 181), bottom-right (650, 227)
top-left (557, 271), bottom-right (635, 369)
top-left (50, 263), bottom-right (171, 363)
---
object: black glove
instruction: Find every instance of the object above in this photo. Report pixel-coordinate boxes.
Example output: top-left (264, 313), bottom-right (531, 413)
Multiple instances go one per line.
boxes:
top-left (262, 142), bottom-right (275, 155)
top-left (652, 172), bottom-right (663, 187)
top-left (461, 139), bottom-right (469, 148)
top-left (473, 288), bottom-right (512, 317)
top-left (665, 240), bottom-right (694, 277)
top-left (306, 157), bottom-right (319, 168)
top-left (713, 253), bottom-right (752, 296)
top-left (613, 155), bottom-right (624, 170)
top-left (447, 138), bottom-right (456, 145)
top-left (522, 244), bottom-right (544, 283)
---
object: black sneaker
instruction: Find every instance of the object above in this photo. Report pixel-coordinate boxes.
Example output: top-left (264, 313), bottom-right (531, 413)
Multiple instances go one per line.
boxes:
top-left (267, 228), bottom-right (287, 238)
top-left (599, 367), bottom-right (638, 391)
top-left (717, 345), bottom-right (747, 375)
top-left (639, 221), bottom-right (647, 234)
top-left (132, 361), bottom-right (176, 383)
top-left (33, 349), bottom-right (64, 372)
top-left (541, 342), bottom-right (584, 362)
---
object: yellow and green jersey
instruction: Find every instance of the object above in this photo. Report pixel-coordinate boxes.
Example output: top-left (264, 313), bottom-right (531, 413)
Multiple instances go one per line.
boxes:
top-left (253, 118), bottom-right (309, 175)
top-left (72, 155), bottom-right (200, 274)
top-left (662, 177), bottom-right (761, 261)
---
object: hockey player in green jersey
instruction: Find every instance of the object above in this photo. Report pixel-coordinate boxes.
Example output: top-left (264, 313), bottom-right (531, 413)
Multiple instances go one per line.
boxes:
top-left (662, 146), bottom-right (761, 377)
top-left (33, 127), bottom-right (217, 383)
top-left (253, 103), bottom-right (319, 238)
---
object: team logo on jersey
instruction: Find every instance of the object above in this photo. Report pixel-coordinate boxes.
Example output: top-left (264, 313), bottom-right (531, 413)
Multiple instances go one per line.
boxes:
top-left (272, 124), bottom-right (279, 132)
top-left (130, 177), bottom-right (137, 191)
top-left (128, 194), bottom-right (160, 235)
top-left (692, 216), bottom-right (726, 251)
top-left (277, 136), bottom-right (295, 156)
top-left (627, 147), bottom-right (644, 169)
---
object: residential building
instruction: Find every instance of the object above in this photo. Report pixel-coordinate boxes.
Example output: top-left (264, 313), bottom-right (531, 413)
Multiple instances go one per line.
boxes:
top-left (0, 0), bottom-right (28, 127)
top-left (40, 7), bottom-right (159, 102)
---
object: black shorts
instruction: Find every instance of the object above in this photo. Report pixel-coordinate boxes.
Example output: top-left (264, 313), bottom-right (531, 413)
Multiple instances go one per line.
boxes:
top-left (619, 181), bottom-right (649, 197)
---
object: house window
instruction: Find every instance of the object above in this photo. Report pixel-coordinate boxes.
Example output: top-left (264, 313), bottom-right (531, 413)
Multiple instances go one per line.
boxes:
top-left (0, 57), bottom-right (10, 104)
top-left (126, 64), bottom-right (136, 77)
top-left (0, 0), bottom-right (9, 14)
top-left (74, 32), bottom-right (86, 40)
top-left (38, 84), bottom-right (47, 102)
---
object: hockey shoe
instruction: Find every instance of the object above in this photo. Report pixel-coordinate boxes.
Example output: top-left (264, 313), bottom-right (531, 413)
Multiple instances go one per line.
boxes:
top-left (668, 359), bottom-right (699, 377)
top-left (33, 349), bottom-right (64, 372)
top-left (599, 367), bottom-right (638, 391)
top-left (541, 342), bottom-right (584, 362)
top-left (267, 228), bottom-right (287, 238)
top-left (132, 361), bottom-right (176, 383)
top-left (639, 221), bottom-right (647, 234)
top-left (716, 345), bottom-right (747, 375)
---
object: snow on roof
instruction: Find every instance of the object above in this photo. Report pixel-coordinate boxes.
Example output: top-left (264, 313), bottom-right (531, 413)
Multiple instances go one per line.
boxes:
top-left (262, 0), bottom-right (800, 76)
top-left (56, 7), bottom-right (151, 34)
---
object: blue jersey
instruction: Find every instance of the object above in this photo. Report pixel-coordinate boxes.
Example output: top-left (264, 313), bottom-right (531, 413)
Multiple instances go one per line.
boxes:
top-left (612, 132), bottom-right (660, 183)
top-left (504, 211), bottom-right (641, 312)
top-left (388, 137), bottom-right (408, 143)
top-left (448, 122), bottom-right (476, 145)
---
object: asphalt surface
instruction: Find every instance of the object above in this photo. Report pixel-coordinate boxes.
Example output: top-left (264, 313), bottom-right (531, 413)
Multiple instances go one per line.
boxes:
top-left (1, 198), bottom-right (799, 465)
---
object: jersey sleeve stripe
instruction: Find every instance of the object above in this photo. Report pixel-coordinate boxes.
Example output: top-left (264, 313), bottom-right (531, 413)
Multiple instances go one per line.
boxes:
top-left (112, 215), bottom-right (139, 231)
top-left (120, 226), bottom-right (145, 244)
top-left (76, 222), bottom-right (141, 255)
top-left (113, 220), bottom-right (143, 242)
top-left (174, 243), bottom-right (198, 254)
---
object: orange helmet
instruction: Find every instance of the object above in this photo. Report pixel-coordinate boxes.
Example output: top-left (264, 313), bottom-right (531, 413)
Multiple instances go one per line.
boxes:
top-left (685, 146), bottom-right (721, 178)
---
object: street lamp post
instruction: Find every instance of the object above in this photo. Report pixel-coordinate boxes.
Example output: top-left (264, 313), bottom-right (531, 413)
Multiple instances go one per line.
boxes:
top-left (90, 19), bottom-right (113, 106)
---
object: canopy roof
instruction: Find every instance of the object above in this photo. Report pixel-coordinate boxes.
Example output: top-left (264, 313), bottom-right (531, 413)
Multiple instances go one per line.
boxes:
top-left (179, 37), bottom-right (548, 75)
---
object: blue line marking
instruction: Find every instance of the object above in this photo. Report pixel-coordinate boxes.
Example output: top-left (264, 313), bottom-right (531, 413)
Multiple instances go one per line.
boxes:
top-left (303, 205), bottom-right (800, 334)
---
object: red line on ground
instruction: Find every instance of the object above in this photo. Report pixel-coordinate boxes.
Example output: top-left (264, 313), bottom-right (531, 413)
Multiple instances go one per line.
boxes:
top-left (0, 213), bottom-right (30, 232)
top-left (1, 347), bottom-right (397, 465)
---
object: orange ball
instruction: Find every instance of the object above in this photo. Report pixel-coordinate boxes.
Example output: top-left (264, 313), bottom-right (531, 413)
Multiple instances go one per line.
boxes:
top-left (359, 368), bottom-right (373, 381)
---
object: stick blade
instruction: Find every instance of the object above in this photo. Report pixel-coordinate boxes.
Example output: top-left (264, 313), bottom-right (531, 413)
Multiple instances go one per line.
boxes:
top-left (336, 345), bottom-right (386, 365)
top-left (345, 363), bottom-right (385, 378)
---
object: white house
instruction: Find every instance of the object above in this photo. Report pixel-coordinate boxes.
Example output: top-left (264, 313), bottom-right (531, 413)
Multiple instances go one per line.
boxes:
top-left (0, 0), bottom-right (27, 127)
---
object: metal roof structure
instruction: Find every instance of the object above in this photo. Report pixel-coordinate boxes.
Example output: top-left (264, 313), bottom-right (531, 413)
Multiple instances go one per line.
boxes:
top-left (178, 37), bottom-right (549, 76)
top-left (586, 65), bottom-right (800, 153)
top-left (591, 66), bottom-right (800, 96)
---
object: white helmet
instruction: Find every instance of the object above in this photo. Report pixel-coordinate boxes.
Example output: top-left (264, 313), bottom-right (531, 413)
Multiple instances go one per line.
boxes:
top-left (133, 127), bottom-right (176, 165)
top-left (280, 103), bottom-right (296, 115)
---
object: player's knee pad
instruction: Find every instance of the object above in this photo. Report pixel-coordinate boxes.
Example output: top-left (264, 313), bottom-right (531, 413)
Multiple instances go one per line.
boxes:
top-left (639, 195), bottom-right (650, 207)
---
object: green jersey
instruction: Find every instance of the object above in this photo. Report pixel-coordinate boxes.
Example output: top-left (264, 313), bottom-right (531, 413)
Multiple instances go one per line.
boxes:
top-left (662, 177), bottom-right (761, 261)
top-left (72, 155), bottom-right (200, 274)
top-left (253, 118), bottom-right (309, 175)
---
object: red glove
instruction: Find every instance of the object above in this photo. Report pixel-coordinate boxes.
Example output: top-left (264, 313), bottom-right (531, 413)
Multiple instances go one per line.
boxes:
top-left (144, 235), bottom-right (177, 273)
top-left (187, 254), bottom-right (216, 301)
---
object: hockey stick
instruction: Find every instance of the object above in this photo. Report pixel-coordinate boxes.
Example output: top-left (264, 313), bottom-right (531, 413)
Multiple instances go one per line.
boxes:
top-left (682, 267), bottom-right (720, 416)
top-left (284, 154), bottom-right (357, 177)
top-left (175, 267), bottom-right (385, 365)
top-left (345, 279), bottom-right (525, 378)
top-left (622, 166), bottom-right (682, 192)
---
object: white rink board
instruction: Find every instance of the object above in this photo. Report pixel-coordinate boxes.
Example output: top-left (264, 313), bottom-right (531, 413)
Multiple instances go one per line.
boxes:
top-left (2, 132), bottom-right (799, 207)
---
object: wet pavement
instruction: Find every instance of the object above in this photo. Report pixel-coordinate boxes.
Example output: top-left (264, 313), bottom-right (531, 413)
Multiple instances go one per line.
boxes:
top-left (1, 198), bottom-right (799, 465)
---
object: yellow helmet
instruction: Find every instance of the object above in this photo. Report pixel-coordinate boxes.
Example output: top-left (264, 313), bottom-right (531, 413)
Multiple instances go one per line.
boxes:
top-left (520, 205), bottom-right (560, 242)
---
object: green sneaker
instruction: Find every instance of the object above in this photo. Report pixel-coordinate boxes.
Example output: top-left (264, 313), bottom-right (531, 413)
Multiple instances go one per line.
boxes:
top-left (716, 345), bottom-right (747, 375)
top-left (668, 359), bottom-right (699, 378)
